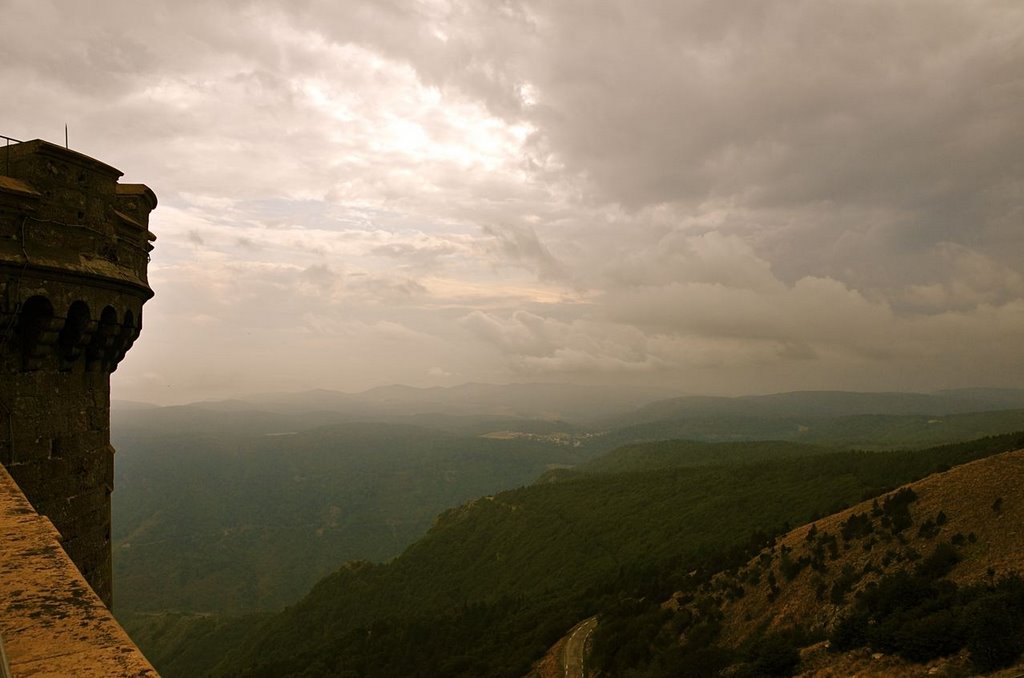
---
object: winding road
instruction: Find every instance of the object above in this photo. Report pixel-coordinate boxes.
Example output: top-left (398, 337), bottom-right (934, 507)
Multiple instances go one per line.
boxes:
top-left (561, 616), bottom-right (598, 678)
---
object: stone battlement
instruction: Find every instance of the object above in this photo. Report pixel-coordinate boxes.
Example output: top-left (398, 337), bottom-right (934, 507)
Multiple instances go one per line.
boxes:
top-left (0, 139), bottom-right (156, 294)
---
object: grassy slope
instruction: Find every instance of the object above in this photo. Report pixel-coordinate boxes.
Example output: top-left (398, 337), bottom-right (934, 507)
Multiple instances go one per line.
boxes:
top-left (720, 447), bottom-right (1024, 638)
top-left (631, 446), bottom-right (1024, 677)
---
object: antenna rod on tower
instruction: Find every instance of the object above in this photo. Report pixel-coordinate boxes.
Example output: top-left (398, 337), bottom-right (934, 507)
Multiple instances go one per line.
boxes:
top-left (65, 125), bottom-right (68, 149)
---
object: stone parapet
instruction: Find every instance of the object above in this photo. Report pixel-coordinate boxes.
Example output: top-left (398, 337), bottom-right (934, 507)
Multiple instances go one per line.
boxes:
top-left (0, 463), bottom-right (159, 677)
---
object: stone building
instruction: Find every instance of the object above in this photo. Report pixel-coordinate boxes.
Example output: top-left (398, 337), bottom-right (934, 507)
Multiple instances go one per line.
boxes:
top-left (0, 137), bottom-right (156, 608)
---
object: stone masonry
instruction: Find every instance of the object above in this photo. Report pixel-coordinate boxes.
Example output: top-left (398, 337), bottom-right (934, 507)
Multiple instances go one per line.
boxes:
top-left (0, 138), bottom-right (156, 607)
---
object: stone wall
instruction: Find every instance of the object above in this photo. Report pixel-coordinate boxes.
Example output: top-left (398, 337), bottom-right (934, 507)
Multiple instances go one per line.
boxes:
top-left (0, 139), bottom-right (155, 607)
top-left (0, 463), bottom-right (159, 676)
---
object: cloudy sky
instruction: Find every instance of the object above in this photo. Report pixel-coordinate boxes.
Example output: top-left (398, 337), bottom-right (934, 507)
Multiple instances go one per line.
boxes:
top-left (4, 0), bottom-right (1024, 403)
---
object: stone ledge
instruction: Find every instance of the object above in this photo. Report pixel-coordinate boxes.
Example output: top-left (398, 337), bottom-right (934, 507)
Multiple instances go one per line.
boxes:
top-left (0, 464), bottom-right (157, 677)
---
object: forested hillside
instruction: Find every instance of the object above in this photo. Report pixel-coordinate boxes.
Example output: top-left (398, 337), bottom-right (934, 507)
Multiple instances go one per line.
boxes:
top-left (587, 406), bottom-right (1024, 454)
top-left (110, 389), bottom-right (1024, 676)
top-left (199, 432), bottom-right (1024, 678)
top-left (115, 392), bottom-right (1024, 619)
top-left (113, 419), bottom-right (583, 615)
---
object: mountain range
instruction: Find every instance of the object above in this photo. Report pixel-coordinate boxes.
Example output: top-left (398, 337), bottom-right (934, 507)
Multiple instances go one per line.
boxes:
top-left (109, 384), bottom-right (1024, 676)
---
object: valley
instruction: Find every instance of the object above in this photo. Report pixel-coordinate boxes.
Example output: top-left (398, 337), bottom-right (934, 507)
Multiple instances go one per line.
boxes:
top-left (110, 385), bottom-right (1024, 677)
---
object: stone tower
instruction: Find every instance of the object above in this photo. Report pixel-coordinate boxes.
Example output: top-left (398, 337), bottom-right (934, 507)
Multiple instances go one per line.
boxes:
top-left (0, 138), bottom-right (156, 607)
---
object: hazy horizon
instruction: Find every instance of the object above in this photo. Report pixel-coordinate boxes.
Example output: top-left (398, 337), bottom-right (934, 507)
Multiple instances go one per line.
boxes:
top-left (5, 2), bottom-right (1024, 404)
top-left (109, 379), bottom-right (1024, 410)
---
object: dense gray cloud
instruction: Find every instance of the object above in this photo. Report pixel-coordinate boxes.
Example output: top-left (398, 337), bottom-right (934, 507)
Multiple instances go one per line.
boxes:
top-left (3, 0), bottom-right (1023, 402)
